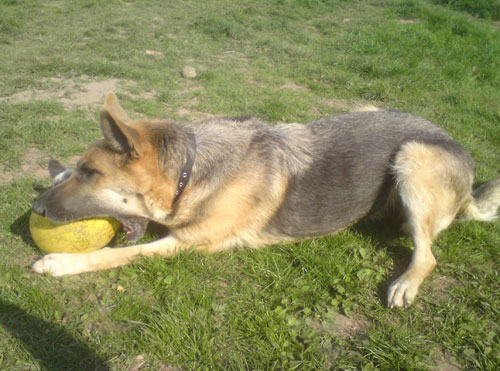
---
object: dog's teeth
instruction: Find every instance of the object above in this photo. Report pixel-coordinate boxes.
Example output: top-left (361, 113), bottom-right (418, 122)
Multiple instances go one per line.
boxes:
top-left (125, 226), bottom-right (134, 239)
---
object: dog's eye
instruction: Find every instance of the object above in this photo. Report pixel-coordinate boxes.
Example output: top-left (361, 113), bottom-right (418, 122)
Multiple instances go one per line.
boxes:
top-left (78, 166), bottom-right (102, 179)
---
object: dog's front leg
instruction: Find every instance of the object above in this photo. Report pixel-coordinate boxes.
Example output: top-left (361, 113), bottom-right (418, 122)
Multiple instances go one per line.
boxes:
top-left (31, 235), bottom-right (185, 277)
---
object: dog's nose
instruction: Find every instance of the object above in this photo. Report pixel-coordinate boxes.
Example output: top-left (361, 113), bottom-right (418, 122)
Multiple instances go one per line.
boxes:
top-left (33, 197), bottom-right (47, 217)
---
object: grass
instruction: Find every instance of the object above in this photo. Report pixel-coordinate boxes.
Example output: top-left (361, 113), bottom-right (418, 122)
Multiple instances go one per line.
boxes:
top-left (0, 0), bottom-right (499, 369)
top-left (433, 0), bottom-right (500, 20)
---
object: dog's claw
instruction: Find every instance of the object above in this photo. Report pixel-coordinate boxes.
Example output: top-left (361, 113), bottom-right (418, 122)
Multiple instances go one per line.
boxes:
top-left (31, 253), bottom-right (87, 277)
top-left (387, 275), bottom-right (419, 308)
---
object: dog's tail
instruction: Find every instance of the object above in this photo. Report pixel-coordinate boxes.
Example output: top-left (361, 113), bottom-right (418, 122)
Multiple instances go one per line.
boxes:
top-left (459, 178), bottom-right (500, 221)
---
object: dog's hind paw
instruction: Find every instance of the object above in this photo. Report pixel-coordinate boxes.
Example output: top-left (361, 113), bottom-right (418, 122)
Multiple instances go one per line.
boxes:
top-left (31, 253), bottom-right (87, 276)
top-left (387, 275), bottom-right (419, 308)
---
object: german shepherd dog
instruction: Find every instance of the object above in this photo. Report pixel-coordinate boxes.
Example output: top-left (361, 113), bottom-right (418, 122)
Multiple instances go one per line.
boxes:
top-left (32, 92), bottom-right (500, 308)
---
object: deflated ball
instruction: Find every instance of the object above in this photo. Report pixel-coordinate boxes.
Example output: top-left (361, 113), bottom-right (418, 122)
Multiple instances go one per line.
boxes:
top-left (29, 212), bottom-right (121, 254)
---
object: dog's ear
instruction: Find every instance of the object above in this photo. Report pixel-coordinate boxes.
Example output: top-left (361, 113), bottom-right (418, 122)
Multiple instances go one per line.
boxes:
top-left (100, 92), bottom-right (143, 158)
top-left (49, 160), bottom-right (66, 179)
top-left (48, 160), bottom-right (74, 186)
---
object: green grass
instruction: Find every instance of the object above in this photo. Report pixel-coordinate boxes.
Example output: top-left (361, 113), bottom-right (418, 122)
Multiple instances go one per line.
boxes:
top-left (1, 0), bottom-right (499, 369)
top-left (433, 0), bottom-right (500, 20)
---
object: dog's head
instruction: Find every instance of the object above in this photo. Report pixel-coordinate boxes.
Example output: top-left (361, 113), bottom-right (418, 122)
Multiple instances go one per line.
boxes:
top-left (33, 92), bottom-right (189, 241)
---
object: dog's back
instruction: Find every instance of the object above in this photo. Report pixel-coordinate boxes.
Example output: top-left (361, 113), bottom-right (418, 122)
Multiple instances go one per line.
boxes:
top-left (263, 111), bottom-right (474, 238)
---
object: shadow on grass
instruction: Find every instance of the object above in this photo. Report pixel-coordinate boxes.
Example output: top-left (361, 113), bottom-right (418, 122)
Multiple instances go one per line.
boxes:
top-left (10, 181), bottom-right (50, 250)
top-left (10, 208), bottom-right (35, 249)
top-left (353, 218), bottom-right (413, 306)
top-left (0, 298), bottom-right (109, 370)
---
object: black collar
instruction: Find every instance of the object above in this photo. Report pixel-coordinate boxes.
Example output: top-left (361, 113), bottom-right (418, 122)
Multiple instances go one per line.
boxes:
top-left (172, 131), bottom-right (196, 205)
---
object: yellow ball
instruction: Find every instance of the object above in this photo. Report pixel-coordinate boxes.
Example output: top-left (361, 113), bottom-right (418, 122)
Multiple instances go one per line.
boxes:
top-left (29, 211), bottom-right (121, 254)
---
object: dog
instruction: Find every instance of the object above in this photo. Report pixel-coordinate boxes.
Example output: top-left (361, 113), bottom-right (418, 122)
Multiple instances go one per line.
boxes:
top-left (31, 92), bottom-right (500, 308)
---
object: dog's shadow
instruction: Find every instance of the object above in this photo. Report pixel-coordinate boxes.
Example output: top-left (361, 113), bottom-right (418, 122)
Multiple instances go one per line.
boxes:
top-left (0, 297), bottom-right (109, 370)
top-left (353, 218), bottom-right (413, 306)
top-left (11, 208), bottom-right (36, 249)
top-left (6, 184), bottom-right (108, 369)
top-left (10, 183), bottom-right (50, 249)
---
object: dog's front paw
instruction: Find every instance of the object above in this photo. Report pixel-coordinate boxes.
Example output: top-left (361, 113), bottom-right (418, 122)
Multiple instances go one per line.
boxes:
top-left (31, 253), bottom-right (87, 277)
top-left (387, 274), bottom-right (419, 308)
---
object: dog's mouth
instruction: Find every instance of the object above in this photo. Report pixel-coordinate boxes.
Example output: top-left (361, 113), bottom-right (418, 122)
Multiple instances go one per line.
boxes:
top-left (32, 190), bottom-right (150, 242)
top-left (117, 216), bottom-right (149, 242)
top-left (34, 211), bottom-right (149, 242)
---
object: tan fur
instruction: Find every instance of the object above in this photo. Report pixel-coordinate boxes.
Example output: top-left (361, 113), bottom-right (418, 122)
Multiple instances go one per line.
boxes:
top-left (388, 142), bottom-right (472, 307)
top-left (170, 163), bottom-right (290, 252)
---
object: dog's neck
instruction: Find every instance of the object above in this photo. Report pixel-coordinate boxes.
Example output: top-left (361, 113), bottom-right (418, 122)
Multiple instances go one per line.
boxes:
top-left (172, 130), bottom-right (196, 205)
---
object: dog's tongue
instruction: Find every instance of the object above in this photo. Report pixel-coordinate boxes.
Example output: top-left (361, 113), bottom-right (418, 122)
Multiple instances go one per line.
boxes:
top-left (120, 217), bottom-right (149, 242)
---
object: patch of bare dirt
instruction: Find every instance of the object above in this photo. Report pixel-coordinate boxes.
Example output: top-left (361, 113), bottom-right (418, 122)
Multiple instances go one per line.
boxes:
top-left (174, 108), bottom-right (224, 122)
top-left (0, 150), bottom-right (80, 185)
top-left (306, 312), bottom-right (370, 340)
top-left (60, 80), bottom-right (122, 108)
top-left (66, 155), bottom-right (80, 167)
top-left (126, 355), bottom-right (182, 371)
top-left (127, 355), bottom-right (146, 371)
top-left (333, 313), bottom-right (371, 339)
top-left (352, 103), bottom-right (379, 112)
top-left (167, 93), bottom-right (225, 122)
top-left (310, 106), bottom-right (322, 116)
top-left (428, 275), bottom-right (460, 302)
top-left (399, 19), bottom-right (418, 24)
top-left (0, 77), bottom-right (155, 109)
top-left (157, 363), bottom-right (182, 371)
top-left (145, 50), bottom-right (163, 57)
top-left (430, 349), bottom-right (461, 371)
top-left (280, 82), bottom-right (309, 92)
top-left (320, 98), bottom-right (379, 113)
top-left (0, 147), bottom-right (49, 185)
top-left (322, 98), bottom-right (350, 109)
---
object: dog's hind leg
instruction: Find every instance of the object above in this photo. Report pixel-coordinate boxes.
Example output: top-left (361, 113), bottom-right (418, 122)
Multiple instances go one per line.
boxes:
top-left (31, 235), bottom-right (187, 276)
top-left (387, 141), bottom-right (474, 308)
